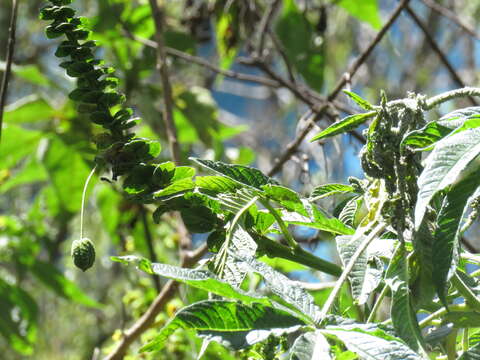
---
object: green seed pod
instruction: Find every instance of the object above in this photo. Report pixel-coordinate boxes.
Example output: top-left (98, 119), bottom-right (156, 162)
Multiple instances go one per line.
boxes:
top-left (71, 238), bottom-right (96, 272)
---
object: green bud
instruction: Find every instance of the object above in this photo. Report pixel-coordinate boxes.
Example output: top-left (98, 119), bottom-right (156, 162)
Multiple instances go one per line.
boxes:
top-left (71, 238), bottom-right (96, 272)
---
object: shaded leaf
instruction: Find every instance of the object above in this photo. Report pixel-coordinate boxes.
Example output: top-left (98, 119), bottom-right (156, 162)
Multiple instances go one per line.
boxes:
top-left (290, 330), bottom-right (332, 360)
top-left (140, 300), bottom-right (305, 352)
top-left (310, 183), bottom-right (355, 200)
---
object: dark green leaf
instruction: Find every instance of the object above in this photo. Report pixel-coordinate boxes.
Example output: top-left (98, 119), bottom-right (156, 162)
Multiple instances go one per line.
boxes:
top-left (191, 158), bottom-right (278, 190)
top-left (140, 300), bottom-right (304, 352)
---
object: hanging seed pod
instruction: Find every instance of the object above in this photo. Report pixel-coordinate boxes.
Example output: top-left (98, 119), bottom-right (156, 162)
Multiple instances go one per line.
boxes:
top-left (71, 238), bottom-right (96, 271)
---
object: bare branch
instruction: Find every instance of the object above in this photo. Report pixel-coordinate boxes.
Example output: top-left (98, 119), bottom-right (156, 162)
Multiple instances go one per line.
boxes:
top-left (148, 0), bottom-right (181, 164)
top-left (0, 0), bottom-right (19, 144)
top-left (406, 6), bottom-right (477, 106)
top-left (420, 0), bottom-right (480, 41)
top-left (268, 0), bottom-right (411, 176)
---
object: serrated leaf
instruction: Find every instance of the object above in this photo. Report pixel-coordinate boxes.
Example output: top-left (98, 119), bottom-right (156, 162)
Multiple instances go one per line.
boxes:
top-left (263, 184), bottom-right (308, 216)
top-left (385, 246), bottom-right (427, 354)
top-left (243, 257), bottom-right (319, 323)
top-left (415, 128), bottom-right (480, 230)
top-left (290, 331), bottom-right (332, 360)
top-left (153, 178), bottom-right (195, 198)
top-left (343, 90), bottom-right (375, 110)
top-left (320, 328), bottom-right (422, 360)
top-left (112, 256), bottom-right (272, 306)
top-left (401, 122), bottom-right (452, 151)
top-left (195, 175), bottom-right (241, 193)
top-left (310, 183), bottom-right (355, 200)
top-left (191, 158), bottom-right (278, 190)
top-left (310, 111), bottom-right (376, 142)
top-left (432, 167), bottom-right (480, 305)
top-left (336, 235), bottom-right (382, 305)
top-left (140, 300), bottom-right (305, 352)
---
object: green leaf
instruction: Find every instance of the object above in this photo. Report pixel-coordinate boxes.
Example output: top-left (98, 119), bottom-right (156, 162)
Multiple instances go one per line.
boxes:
top-left (112, 256), bottom-right (272, 306)
top-left (191, 158), bottom-right (278, 190)
top-left (243, 258), bottom-right (319, 323)
top-left (343, 90), bottom-right (375, 110)
top-left (443, 311), bottom-right (480, 328)
top-left (336, 0), bottom-right (382, 30)
top-left (275, 0), bottom-right (325, 91)
top-left (310, 111), bottom-right (376, 142)
top-left (1, 125), bottom-right (42, 168)
top-left (181, 205), bottom-right (218, 233)
top-left (310, 183), bottom-right (355, 200)
top-left (4, 96), bottom-right (55, 123)
top-left (0, 62), bottom-right (51, 87)
top-left (438, 106), bottom-right (480, 129)
top-left (29, 260), bottom-right (102, 308)
top-left (195, 176), bottom-right (241, 194)
top-left (401, 122), bottom-right (452, 151)
top-left (415, 128), bottom-right (480, 230)
top-left (42, 137), bottom-right (91, 213)
top-left (0, 279), bottom-right (37, 355)
top-left (385, 246), bottom-right (427, 354)
top-left (321, 328), bottom-right (422, 360)
top-left (283, 204), bottom-right (355, 235)
top-left (153, 178), bottom-right (195, 198)
top-left (263, 184), bottom-right (308, 217)
top-left (336, 235), bottom-right (382, 305)
top-left (140, 300), bottom-right (305, 352)
top-left (432, 167), bottom-right (480, 304)
top-left (216, 12), bottom-right (239, 69)
top-left (290, 331), bottom-right (332, 360)
top-left (459, 342), bottom-right (480, 359)
top-left (171, 166), bottom-right (195, 182)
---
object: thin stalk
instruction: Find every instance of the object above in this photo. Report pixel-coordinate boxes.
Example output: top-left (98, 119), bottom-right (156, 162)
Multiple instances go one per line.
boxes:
top-left (260, 198), bottom-right (300, 251)
top-left (318, 222), bottom-right (385, 322)
top-left (252, 232), bottom-right (342, 276)
top-left (366, 284), bottom-right (389, 323)
top-left (418, 303), bottom-right (467, 328)
top-left (0, 0), bottom-right (19, 143)
top-left (80, 166), bottom-right (97, 239)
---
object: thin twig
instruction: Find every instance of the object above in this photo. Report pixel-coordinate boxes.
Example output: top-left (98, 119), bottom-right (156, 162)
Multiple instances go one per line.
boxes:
top-left (406, 6), bottom-right (477, 106)
top-left (267, 0), bottom-right (411, 176)
top-left (420, 0), bottom-right (480, 41)
top-left (0, 0), bottom-right (19, 143)
top-left (103, 243), bottom-right (208, 360)
top-left (120, 26), bottom-right (280, 88)
top-left (256, 0), bottom-right (281, 56)
top-left (148, 0), bottom-right (181, 164)
top-left (267, 28), bottom-right (297, 84)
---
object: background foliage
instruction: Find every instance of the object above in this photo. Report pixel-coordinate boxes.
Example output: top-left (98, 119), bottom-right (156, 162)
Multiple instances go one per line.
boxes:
top-left (1, 0), bottom-right (480, 359)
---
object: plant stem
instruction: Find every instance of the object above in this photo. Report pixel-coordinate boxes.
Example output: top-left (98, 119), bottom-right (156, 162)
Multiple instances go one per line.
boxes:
top-left (0, 0), bottom-right (19, 144)
top-left (418, 303), bottom-right (467, 328)
top-left (318, 222), bottom-right (385, 322)
top-left (366, 284), bottom-right (389, 323)
top-left (252, 232), bottom-right (342, 277)
top-left (260, 198), bottom-right (300, 251)
top-left (425, 87), bottom-right (480, 110)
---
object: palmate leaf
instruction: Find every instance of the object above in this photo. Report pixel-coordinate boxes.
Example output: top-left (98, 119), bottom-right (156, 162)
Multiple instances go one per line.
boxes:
top-left (385, 246), bottom-right (427, 355)
top-left (336, 235), bottom-right (382, 305)
top-left (289, 331), bottom-right (332, 360)
top-left (415, 128), bottom-right (480, 230)
top-left (111, 256), bottom-right (272, 306)
top-left (140, 300), bottom-right (305, 352)
top-left (432, 167), bottom-right (480, 305)
top-left (191, 158), bottom-right (278, 190)
top-left (310, 183), bottom-right (355, 201)
top-left (310, 111), bottom-right (376, 142)
top-left (320, 328), bottom-right (422, 360)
